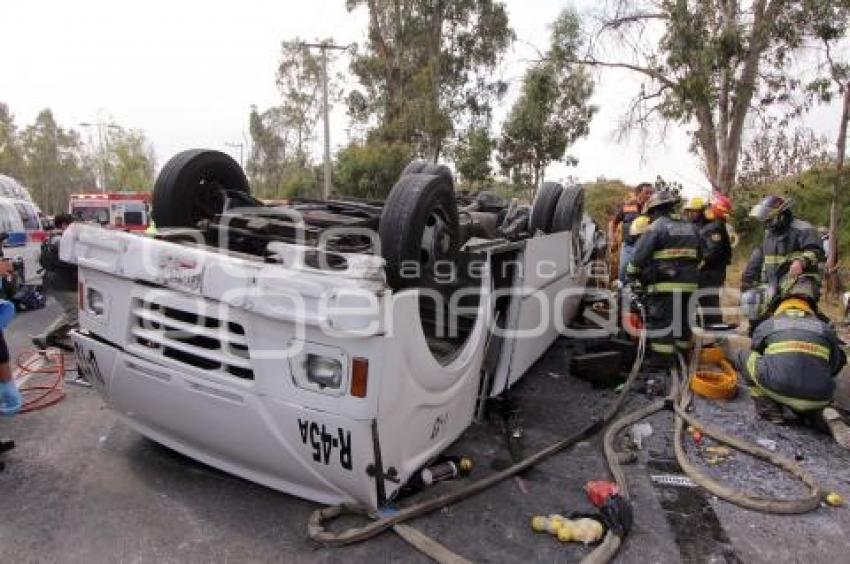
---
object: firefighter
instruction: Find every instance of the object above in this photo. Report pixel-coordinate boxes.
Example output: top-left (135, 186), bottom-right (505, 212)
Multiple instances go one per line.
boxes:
top-left (611, 182), bottom-right (653, 284)
top-left (685, 195), bottom-right (733, 326)
top-left (731, 273), bottom-right (850, 448)
top-left (742, 196), bottom-right (823, 324)
top-left (32, 214), bottom-right (78, 351)
top-left (682, 196), bottom-right (708, 225)
top-left (626, 190), bottom-right (701, 366)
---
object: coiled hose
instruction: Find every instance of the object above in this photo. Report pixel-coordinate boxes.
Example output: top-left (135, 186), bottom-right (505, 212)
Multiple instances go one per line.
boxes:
top-left (15, 348), bottom-right (73, 414)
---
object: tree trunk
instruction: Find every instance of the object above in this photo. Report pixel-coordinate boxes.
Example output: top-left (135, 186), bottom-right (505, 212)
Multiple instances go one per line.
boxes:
top-left (431, 138), bottom-right (442, 162)
top-left (717, 0), bottom-right (775, 194)
top-left (366, 0), bottom-right (399, 133)
top-left (825, 84), bottom-right (850, 298)
top-left (427, 0), bottom-right (444, 161)
top-left (694, 105), bottom-right (721, 189)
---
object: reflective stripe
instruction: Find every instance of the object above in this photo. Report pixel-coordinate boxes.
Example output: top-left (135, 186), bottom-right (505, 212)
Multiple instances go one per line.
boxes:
top-left (653, 248), bottom-right (698, 260)
top-left (647, 282), bottom-right (698, 293)
top-left (763, 255), bottom-right (786, 265)
top-left (765, 341), bottom-right (830, 361)
top-left (675, 340), bottom-right (691, 350)
top-left (651, 342), bottom-right (676, 354)
top-left (746, 351), bottom-right (760, 379)
top-left (764, 251), bottom-right (818, 268)
top-left (750, 369), bottom-right (831, 412)
top-left (626, 263), bottom-right (639, 274)
top-left (744, 351), bottom-right (826, 411)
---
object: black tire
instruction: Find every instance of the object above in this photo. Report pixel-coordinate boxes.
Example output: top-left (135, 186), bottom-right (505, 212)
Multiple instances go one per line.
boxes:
top-left (401, 159), bottom-right (430, 177)
top-left (551, 184), bottom-right (585, 232)
top-left (401, 159), bottom-right (453, 186)
top-left (152, 149), bottom-right (250, 228)
top-left (529, 182), bottom-right (563, 234)
top-left (422, 163), bottom-right (454, 188)
top-left (379, 173), bottom-right (459, 290)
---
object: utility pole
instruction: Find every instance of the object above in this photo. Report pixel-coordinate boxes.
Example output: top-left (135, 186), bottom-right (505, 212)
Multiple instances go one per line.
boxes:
top-left (301, 41), bottom-right (349, 200)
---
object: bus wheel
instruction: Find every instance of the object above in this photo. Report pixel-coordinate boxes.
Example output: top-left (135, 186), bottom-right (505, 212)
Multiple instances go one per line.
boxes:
top-left (152, 149), bottom-right (250, 228)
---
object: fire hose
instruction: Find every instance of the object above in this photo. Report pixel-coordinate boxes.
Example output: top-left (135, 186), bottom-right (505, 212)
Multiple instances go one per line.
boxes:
top-left (584, 345), bottom-right (821, 564)
top-left (307, 308), bottom-right (650, 560)
top-left (309, 300), bottom-right (824, 563)
top-left (14, 348), bottom-right (74, 414)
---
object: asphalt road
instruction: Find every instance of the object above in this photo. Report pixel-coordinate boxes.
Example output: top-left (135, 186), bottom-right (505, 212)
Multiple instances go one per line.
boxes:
top-left (2, 307), bottom-right (850, 563)
top-left (3, 295), bottom-right (61, 356)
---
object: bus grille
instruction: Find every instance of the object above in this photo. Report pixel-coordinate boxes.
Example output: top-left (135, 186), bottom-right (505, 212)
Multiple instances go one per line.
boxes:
top-left (130, 298), bottom-right (254, 380)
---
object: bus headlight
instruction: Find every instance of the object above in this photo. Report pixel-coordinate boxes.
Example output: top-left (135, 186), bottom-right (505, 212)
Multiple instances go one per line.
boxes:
top-left (87, 287), bottom-right (105, 316)
top-left (305, 354), bottom-right (343, 389)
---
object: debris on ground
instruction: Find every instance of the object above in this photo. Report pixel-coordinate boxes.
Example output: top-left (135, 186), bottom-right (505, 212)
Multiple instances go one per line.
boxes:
top-left (630, 422), bottom-right (653, 449)
top-left (531, 514), bottom-right (605, 544)
top-left (651, 474), bottom-right (697, 488)
top-left (570, 351), bottom-right (623, 388)
top-left (826, 492), bottom-right (844, 507)
top-left (756, 438), bottom-right (778, 452)
top-left (692, 428), bottom-right (703, 444)
top-left (702, 445), bottom-right (734, 465)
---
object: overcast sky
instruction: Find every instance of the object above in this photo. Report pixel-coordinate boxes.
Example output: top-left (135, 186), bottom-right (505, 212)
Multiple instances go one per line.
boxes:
top-left (0, 0), bottom-right (842, 195)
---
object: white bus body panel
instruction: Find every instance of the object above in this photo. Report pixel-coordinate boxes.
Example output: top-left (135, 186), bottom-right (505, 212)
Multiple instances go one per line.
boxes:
top-left (63, 222), bottom-right (583, 508)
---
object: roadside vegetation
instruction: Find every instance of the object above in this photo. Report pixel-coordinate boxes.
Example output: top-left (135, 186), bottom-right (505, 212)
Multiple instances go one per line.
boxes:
top-left (0, 104), bottom-right (156, 214)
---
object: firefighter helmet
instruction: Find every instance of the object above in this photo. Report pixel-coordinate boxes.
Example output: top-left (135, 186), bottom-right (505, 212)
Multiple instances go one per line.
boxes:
top-left (683, 196), bottom-right (708, 211)
top-left (629, 215), bottom-right (652, 237)
top-left (644, 189), bottom-right (681, 213)
top-left (711, 193), bottom-right (732, 220)
top-left (749, 195), bottom-right (792, 223)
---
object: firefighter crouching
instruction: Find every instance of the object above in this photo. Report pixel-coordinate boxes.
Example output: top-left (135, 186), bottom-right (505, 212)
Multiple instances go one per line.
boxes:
top-left (611, 182), bottom-right (653, 284)
top-left (729, 273), bottom-right (850, 449)
top-left (684, 195), bottom-right (733, 326)
top-left (626, 190), bottom-right (701, 367)
top-left (741, 195), bottom-right (824, 328)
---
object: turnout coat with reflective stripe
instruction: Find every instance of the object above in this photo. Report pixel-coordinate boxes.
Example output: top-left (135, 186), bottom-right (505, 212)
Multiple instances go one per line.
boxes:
top-left (743, 218), bottom-right (823, 288)
top-left (750, 310), bottom-right (846, 403)
top-left (627, 214), bottom-right (701, 292)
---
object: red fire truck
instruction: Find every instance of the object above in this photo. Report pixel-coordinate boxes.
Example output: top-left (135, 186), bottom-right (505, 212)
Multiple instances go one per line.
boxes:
top-left (69, 192), bottom-right (152, 232)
